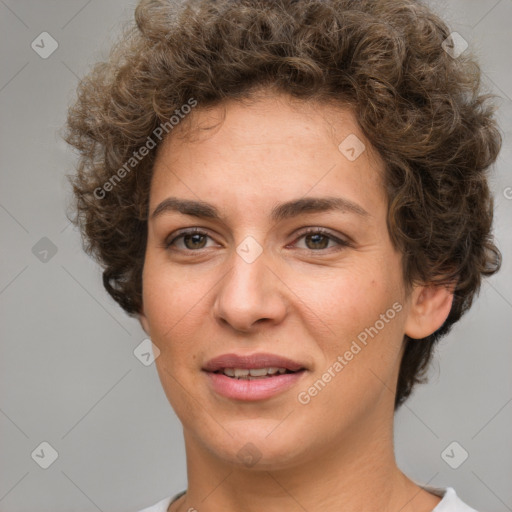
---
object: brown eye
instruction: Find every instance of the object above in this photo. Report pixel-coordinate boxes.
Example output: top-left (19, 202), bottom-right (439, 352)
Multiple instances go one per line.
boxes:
top-left (182, 233), bottom-right (208, 250)
top-left (165, 229), bottom-right (215, 251)
top-left (303, 233), bottom-right (330, 250)
top-left (292, 228), bottom-right (350, 252)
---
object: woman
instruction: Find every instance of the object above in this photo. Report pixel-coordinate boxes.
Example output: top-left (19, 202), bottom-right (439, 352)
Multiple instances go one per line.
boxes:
top-left (64, 0), bottom-right (502, 510)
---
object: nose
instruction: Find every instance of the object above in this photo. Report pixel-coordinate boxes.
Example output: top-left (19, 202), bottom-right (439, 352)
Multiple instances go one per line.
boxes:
top-left (212, 243), bottom-right (288, 333)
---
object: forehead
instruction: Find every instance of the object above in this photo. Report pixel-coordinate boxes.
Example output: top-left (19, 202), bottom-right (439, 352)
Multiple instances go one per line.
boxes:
top-left (149, 94), bottom-right (387, 215)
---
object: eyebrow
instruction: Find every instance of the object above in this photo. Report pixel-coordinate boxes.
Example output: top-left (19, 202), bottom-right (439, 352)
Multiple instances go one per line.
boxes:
top-left (151, 196), bottom-right (369, 222)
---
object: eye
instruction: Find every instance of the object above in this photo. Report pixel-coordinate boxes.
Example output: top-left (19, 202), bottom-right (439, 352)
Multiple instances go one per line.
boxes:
top-left (163, 227), bottom-right (351, 253)
top-left (164, 228), bottom-right (217, 251)
top-left (290, 227), bottom-right (351, 252)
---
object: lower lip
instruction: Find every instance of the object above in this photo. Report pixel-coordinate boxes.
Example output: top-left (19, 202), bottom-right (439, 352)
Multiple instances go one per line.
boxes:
top-left (204, 371), bottom-right (306, 401)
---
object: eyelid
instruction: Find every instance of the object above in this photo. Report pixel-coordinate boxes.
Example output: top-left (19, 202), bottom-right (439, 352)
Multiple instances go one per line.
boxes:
top-left (163, 226), bottom-right (352, 252)
top-left (289, 226), bottom-right (352, 250)
top-left (163, 227), bottom-right (217, 249)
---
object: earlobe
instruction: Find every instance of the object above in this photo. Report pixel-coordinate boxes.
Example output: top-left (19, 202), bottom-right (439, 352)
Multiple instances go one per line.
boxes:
top-left (404, 283), bottom-right (455, 339)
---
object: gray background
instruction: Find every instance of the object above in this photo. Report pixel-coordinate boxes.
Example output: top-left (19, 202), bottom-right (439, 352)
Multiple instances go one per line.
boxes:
top-left (0, 1), bottom-right (511, 511)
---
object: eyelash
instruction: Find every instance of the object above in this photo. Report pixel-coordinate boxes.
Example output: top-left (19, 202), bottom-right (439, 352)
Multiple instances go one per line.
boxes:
top-left (163, 227), bottom-right (351, 254)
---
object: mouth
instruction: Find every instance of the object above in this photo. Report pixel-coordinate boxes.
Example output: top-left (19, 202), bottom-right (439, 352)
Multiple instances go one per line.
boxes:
top-left (212, 367), bottom-right (303, 380)
top-left (202, 352), bottom-right (306, 374)
top-left (202, 353), bottom-right (308, 401)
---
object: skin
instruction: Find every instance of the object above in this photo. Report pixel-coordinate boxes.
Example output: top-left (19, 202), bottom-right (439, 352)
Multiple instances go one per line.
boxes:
top-left (139, 91), bottom-right (454, 512)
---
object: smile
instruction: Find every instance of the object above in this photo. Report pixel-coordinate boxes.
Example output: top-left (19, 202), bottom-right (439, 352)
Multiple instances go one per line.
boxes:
top-left (215, 367), bottom-right (298, 379)
top-left (204, 370), bottom-right (307, 401)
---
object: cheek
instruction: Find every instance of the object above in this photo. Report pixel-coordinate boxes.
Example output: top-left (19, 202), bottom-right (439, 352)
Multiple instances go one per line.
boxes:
top-left (299, 263), bottom-right (403, 345)
top-left (141, 255), bottom-right (209, 345)
top-left (142, 258), bottom-right (209, 412)
top-left (295, 262), bottom-right (407, 411)
top-left (296, 274), bottom-right (406, 420)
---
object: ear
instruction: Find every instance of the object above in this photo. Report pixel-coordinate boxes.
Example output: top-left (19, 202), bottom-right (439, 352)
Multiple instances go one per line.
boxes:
top-left (138, 307), bottom-right (151, 336)
top-left (404, 283), bottom-right (455, 339)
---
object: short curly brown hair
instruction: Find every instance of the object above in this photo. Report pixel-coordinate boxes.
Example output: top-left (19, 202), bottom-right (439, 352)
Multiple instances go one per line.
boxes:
top-left (64, 0), bottom-right (502, 409)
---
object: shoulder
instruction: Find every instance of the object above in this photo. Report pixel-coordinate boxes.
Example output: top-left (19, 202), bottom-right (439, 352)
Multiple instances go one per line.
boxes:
top-left (430, 487), bottom-right (479, 512)
top-left (136, 491), bottom-right (180, 512)
top-left (136, 487), bottom-right (479, 512)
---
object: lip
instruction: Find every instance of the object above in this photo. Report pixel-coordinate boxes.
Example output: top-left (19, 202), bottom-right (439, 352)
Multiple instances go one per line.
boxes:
top-left (204, 370), bottom-right (306, 401)
top-left (202, 352), bottom-right (305, 372)
top-left (202, 352), bottom-right (307, 401)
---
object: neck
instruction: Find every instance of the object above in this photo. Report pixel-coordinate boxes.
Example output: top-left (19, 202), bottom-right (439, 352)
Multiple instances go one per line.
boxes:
top-left (173, 405), bottom-right (440, 512)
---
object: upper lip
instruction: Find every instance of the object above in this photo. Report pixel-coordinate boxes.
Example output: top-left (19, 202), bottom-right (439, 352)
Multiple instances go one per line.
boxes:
top-left (202, 353), bottom-right (306, 372)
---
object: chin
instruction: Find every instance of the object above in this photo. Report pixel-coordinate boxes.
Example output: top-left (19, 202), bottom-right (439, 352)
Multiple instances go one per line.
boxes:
top-left (193, 418), bottom-right (316, 471)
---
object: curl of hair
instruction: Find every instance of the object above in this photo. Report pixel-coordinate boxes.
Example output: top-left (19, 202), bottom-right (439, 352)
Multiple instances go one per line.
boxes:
top-left (64, 0), bottom-right (502, 408)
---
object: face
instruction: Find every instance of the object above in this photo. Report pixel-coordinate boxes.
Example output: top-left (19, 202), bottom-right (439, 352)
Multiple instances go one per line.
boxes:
top-left (140, 92), bottom-right (416, 469)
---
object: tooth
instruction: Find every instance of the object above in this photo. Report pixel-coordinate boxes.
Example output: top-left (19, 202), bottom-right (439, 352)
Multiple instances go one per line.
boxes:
top-left (249, 368), bottom-right (269, 377)
top-left (221, 367), bottom-right (290, 378)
